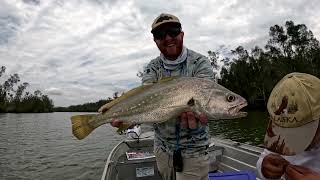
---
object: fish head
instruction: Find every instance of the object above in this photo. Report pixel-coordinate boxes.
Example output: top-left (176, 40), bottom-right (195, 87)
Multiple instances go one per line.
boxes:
top-left (197, 83), bottom-right (248, 120)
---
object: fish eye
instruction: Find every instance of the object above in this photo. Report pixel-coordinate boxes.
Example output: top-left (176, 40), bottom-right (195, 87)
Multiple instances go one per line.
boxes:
top-left (226, 94), bottom-right (235, 102)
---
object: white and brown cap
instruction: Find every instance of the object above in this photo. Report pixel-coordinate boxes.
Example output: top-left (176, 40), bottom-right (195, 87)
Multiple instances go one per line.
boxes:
top-left (264, 72), bottom-right (320, 155)
top-left (151, 13), bottom-right (181, 33)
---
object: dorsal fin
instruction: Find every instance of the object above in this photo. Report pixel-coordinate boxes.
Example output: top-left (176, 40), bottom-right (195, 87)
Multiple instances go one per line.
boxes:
top-left (102, 84), bottom-right (153, 110)
top-left (102, 76), bottom-right (180, 110)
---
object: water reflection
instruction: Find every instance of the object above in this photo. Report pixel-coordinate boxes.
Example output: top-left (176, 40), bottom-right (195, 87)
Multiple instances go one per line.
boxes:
top-left (209, 111), bottom-right (268, 146)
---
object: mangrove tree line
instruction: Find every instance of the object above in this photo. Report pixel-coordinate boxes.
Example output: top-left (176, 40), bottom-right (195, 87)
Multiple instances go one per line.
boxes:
top-left (211, 21), bottom-right (320, 109)
top-left (0, 66), bottom-right (54, 113)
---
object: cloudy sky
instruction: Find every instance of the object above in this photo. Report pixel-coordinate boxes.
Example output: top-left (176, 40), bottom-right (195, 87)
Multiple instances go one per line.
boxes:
top-left (0, 0), bottom-right (319, 107)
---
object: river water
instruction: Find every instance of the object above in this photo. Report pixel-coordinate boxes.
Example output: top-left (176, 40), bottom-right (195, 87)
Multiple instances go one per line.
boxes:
top-left (0, 112), bottom-right (268, 180)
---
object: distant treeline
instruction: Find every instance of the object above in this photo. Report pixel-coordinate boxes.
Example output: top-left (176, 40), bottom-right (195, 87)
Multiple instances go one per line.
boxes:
top-left (0, 66), bottom-right (54, 113)
top-left (54, 100), bottom-right (108, 112)
top-left (210, 21), bottom-right (320, 109)
top-left (53, 92), bottom-right (120, 112)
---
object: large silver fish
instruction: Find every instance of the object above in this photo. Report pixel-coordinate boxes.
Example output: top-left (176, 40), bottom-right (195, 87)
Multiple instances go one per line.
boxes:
top-left (71, 77), bottom-right (247, 140)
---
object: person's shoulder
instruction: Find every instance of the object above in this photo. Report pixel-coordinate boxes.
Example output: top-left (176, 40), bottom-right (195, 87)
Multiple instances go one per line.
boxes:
top-left (187, 49), bottom-right (209, 63)
top-left (188, 49), bottom-right (206, 58)
top-left (146, 56), bottom-right (161, 67)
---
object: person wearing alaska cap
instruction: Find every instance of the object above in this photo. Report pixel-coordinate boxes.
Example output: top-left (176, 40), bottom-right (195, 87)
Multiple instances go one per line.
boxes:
top-left (99, 13), bottom-right (214, 180)
top-left (256, 72), bottom-right (320, 180)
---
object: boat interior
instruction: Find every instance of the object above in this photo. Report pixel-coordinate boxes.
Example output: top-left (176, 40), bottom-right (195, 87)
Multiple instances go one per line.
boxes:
top-left (101, 132), bottom-right (263, 180)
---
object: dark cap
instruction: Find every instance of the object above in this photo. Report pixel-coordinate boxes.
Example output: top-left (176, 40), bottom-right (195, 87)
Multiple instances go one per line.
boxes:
top-left (151, 13), bottom-right (181, 33)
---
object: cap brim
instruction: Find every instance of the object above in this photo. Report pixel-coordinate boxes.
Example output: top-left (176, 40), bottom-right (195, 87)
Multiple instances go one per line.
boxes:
top-left (151, 22), bottom-right (181, 33)
top-left (264, 119), bottom-right (319, 155)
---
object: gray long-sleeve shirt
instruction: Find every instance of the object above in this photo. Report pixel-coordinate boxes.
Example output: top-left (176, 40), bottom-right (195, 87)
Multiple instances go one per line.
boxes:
top-left (142, 48), bottom-right (215, 158)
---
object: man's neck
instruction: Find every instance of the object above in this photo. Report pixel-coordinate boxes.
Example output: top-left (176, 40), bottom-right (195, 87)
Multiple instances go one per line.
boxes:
top-left (162, 48), bottom-right (185, 61)
top-left (165, 56), bottom-right (179, 61)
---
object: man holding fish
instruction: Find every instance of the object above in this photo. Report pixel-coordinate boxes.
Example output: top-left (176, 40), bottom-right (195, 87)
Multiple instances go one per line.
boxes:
top-left (132, 13), bottom-right (215, 180)
top-left (97, 13), bottom-right (247, 180)
top-left (71, 13), bottom-right (247, 180)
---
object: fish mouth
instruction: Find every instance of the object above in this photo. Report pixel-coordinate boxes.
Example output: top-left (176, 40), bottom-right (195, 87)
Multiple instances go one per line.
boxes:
top-left (229, 102), bottom-right (248, 118)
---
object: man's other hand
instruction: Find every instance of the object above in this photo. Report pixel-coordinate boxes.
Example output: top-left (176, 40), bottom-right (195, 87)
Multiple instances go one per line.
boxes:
top-left (262, 153), bottom-right (289, 179)
top-left (285, 164), bottom-right (320, 180)
top-left (179, 111), bottom-right (208, 129)
top-left (98, 103), bottom-right (109, 113)
top-left (98, 104), bottom-right (128, 128)
top-left (110, 119), bottom-right (123, 128)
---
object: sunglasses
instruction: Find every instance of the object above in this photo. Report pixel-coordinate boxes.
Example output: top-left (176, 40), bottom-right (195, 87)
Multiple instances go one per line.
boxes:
top-left (153, 27), bottom-right (181, 40)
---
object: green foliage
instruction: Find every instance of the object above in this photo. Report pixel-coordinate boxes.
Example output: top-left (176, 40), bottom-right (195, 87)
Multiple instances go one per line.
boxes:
top-left (214, 21), bottom-right (320, 110)
top-left (54, 99), bottom-right (111, 112)
top-left (0, 66), bottom-right (54, 113)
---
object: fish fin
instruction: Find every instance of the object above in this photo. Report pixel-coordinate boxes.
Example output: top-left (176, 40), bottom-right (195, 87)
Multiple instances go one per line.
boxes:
top-left (102, 84), bottom-right (153, 110)
top-left (71, 114), bottom-right (96, 140)
top-left (116, 123), bottom-right (133, 135)
top-left (158, 76), bottom-right (180, 83)
top-left (101, 77), bottom-right (180, 110)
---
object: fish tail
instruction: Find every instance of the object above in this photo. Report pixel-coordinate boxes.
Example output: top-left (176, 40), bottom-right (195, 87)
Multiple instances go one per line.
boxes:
top-left (71, 114), bottom-right (96, 140)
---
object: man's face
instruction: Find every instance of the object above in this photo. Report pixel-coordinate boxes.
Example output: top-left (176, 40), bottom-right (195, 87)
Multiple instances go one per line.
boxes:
top-left (153, 23), bottom-right (184, 60)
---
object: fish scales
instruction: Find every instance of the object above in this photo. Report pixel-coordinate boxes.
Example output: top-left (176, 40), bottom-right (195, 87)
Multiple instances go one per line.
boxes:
top-left (71, 77), bottom-right (248, 140)
top-left (104, 78), bottom-right (196, 123)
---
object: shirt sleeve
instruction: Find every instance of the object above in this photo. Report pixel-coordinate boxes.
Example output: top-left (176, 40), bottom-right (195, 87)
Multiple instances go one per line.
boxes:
top-left (193, 56), bottom-right (215, 80)
top-left (141, 62), bottom-right (158, 85)
top-left (256, 149), bottom-right (273, 180)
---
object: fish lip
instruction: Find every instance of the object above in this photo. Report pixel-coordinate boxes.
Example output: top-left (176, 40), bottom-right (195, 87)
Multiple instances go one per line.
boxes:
top-left (229, 101), bottom-right (248, 117)
top-left (237, 111), bottom-right (248, 118)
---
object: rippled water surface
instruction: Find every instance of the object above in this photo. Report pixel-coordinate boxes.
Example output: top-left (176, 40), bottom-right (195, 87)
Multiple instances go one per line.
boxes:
top-left (0, 112), bottom-right (123, 180)
top-left (0, 111), bottom-right (268, 180)
top-left (209, 111), bottom-right (269, 146)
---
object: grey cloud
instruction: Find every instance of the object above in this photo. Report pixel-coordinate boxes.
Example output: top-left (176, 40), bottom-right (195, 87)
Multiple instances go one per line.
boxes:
top-left (23, 0), bottom-right (40, 6)
top-left (105, 48), bottom-right (155, 66)
top-left (191, 0), bottom-right (320, 54)
top-left (0, 14), bottom-right (20, 45)
top-left (45, 87), bottom-right (63, 96)
top-left (79, 60), bottom-right (95, 67)
top-left (1, 0), bottom-right (320, 106)
top-left (46, 58), bottom-right (63, 69)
